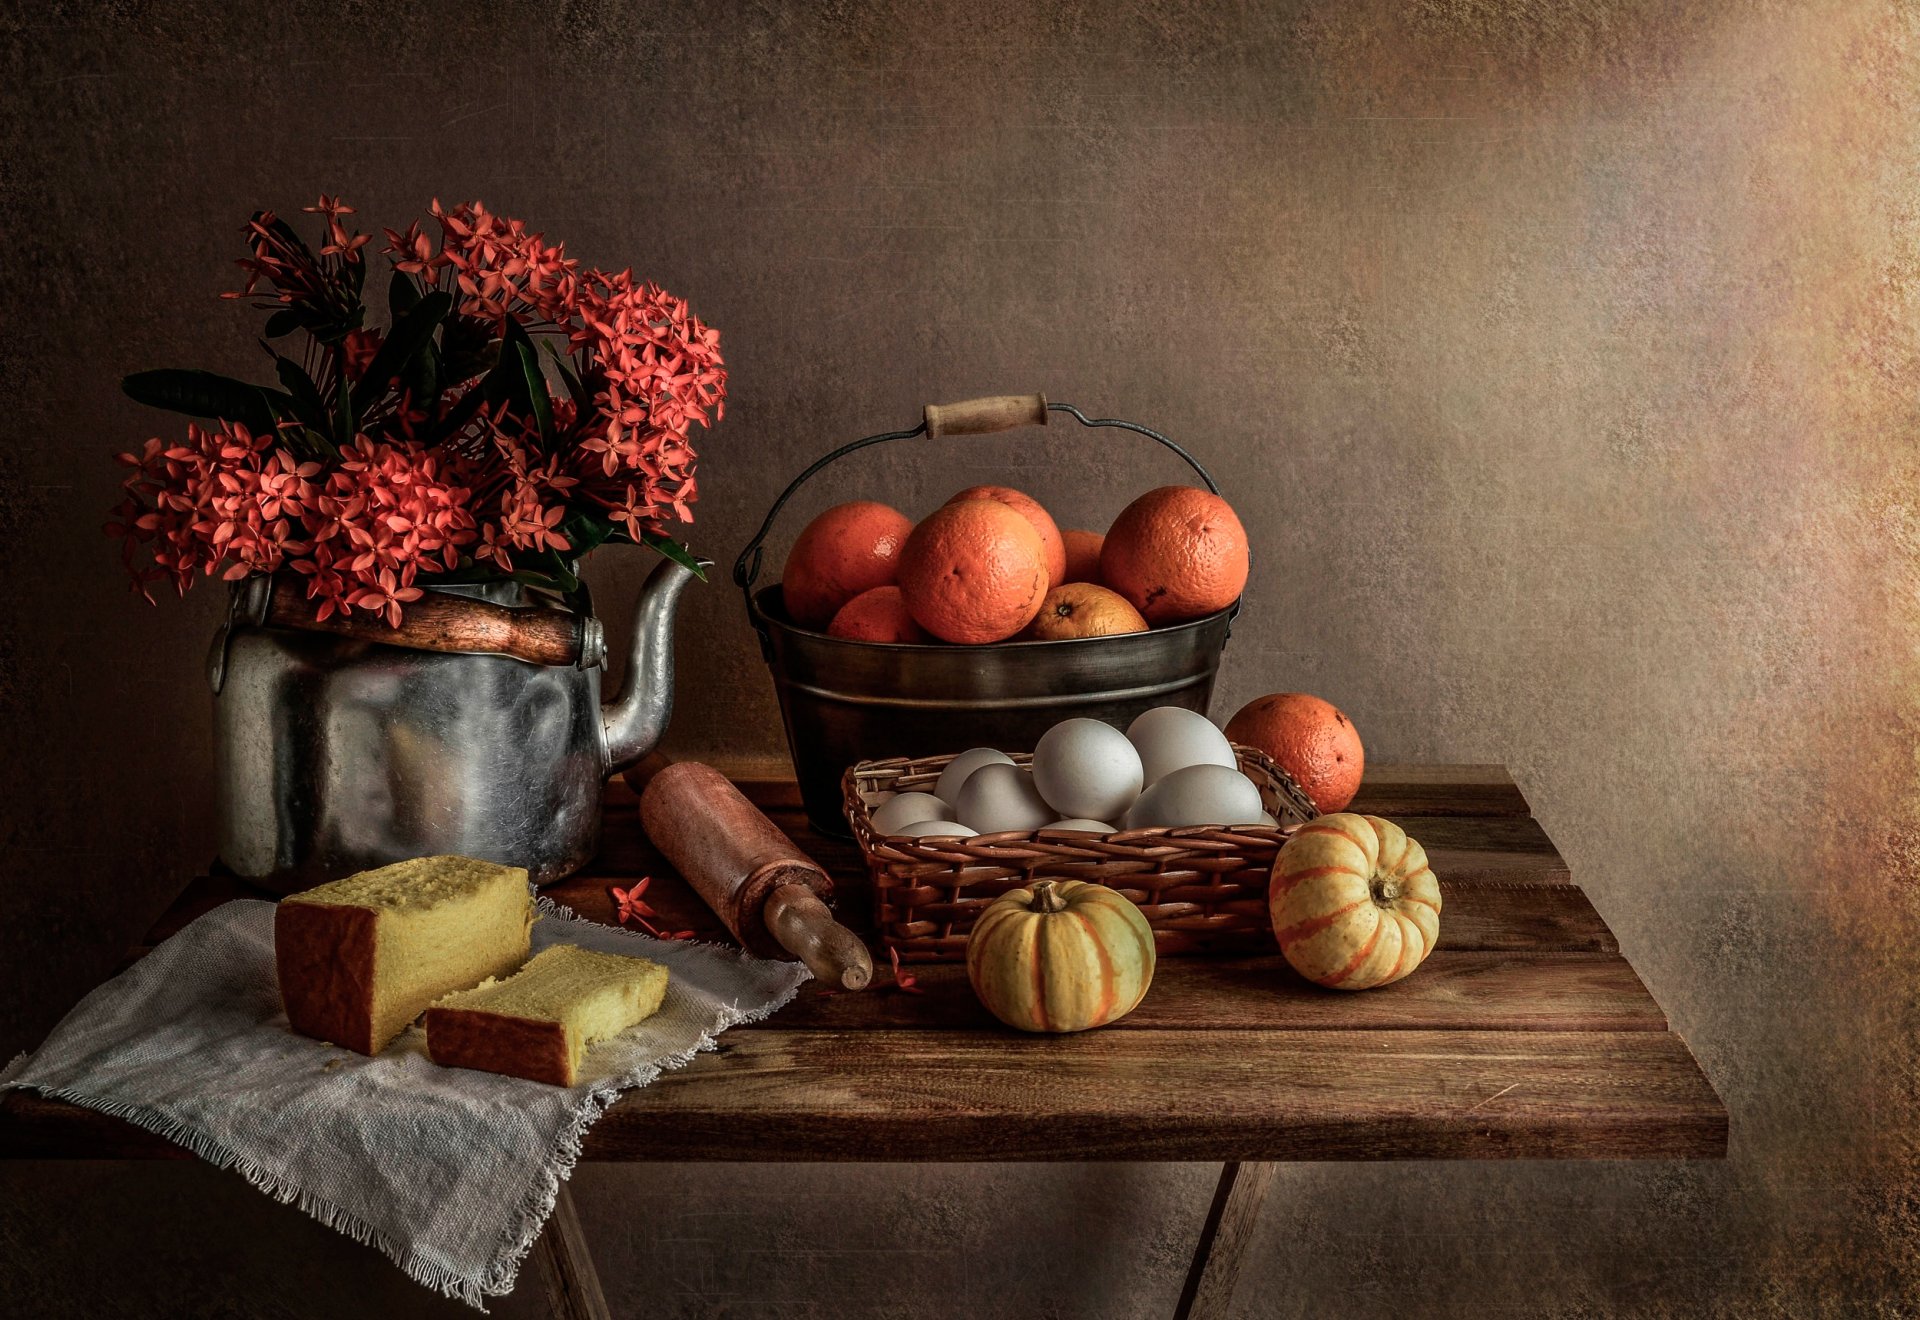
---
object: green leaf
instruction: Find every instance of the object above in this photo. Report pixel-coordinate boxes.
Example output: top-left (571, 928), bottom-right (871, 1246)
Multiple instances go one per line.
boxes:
top-left (640, 532), bottom-right (709, 580)
top-left (352, 290), bottom-right (452, 414)
top-left (123, 369), bottom-right (290, 433)
top-left (501, 320), bottom-right (555, 449)
top-left (540, 339), bottom-right (591, 414)
top-left (274, 357), bottom-right (327, 426)
top-left (262, 308), bottom-right (304, 338)
top-left (403, 340), bottom-right (441, 414)
top-left (387, 269), bottom-right (421, 318)
top-left (558, 509), bottom-right (616, 557)
top-left (334, 348), bottom-right (357, 445)
top-left (428, 381), bottom-right (489, 446)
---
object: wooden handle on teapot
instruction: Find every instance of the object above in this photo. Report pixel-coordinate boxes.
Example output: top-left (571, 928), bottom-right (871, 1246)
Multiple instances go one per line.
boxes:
top-left (259, 575), bottom-right (588, 667)
top-left (923, 393), bottom-right (1049, 438)
top-left (638, 761), bottom-right (872, 991)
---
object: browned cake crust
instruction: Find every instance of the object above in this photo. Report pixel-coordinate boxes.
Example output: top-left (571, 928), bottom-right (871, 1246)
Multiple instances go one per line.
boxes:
top-left (424, 1006), bottom-right (574, 1087)
top-left (275, 901), bottom-right (377, 1055)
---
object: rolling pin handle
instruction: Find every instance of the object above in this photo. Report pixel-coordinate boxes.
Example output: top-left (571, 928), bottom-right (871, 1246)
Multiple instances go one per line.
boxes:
top-left (764, 883), bottom-right (873, 991)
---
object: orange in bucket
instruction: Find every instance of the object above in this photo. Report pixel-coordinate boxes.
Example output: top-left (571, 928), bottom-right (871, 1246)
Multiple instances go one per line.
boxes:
top-left (1099, 486), bottom-right (1248, 625)
top-left (946, 485), bottom-right (1066, 587)
top-left (828, 586), bottom-right (933, 644)
top-left (898, 499), bottom-right (1049, 644)
top-left (1023, 582), bottom-right (1147, 641)
top-left (781, 500), bottom-right (914, 630)
top-left (1060, 528), bottom-right (1104, 584)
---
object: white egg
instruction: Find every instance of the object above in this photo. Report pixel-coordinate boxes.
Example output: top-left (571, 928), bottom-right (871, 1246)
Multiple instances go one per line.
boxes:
top-left (935, 747), bottom-right (1015, 805)
top-left (1126, 706), bottom-right (1237, 786)
top-left (1244, 810), bottom-right (1280, 828)
top-left (870, 791), bottom-right (953, 835)
top-left (1048, 818), bottom-right (1118, 833)
top-left (894, 819), bottom-right (978, 838)
top-left (1031, 718), bottom-right (1144, 822)
top-left (954, 762), bottom-right (1055, 834)
top-left (1124, 763), bottom-right (1264, 830)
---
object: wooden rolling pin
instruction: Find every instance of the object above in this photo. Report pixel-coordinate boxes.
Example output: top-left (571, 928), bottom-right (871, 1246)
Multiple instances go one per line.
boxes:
top-left (637, 761), bottom-right (872, 991)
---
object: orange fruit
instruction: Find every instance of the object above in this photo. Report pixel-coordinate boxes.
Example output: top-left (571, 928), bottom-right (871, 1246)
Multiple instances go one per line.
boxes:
top-left (1023, 583), bottom-right (1148, 641)
top-left (1099, 486), bottom-right (1249, 625)
top-left (1224, 693), bottom-right (1364, 814)
top-left (898, 499), bottom-right (1050, 644)
top-left (946, 485), bottom-right (1067, 587)
top-left (781, 500), bottom-right (914, 630)
top-left (1060, 529), bottom-right (1104, 584)
top-left (827, 586), bottom-right (933, 644)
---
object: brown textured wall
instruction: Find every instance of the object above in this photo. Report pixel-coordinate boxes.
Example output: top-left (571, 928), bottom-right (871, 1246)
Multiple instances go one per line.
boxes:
top-left (3, 0), bottom-right (1917, 1314)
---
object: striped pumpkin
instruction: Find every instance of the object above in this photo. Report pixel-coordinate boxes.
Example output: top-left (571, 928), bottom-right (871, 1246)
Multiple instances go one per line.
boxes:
top-left (967, 880), bottom-right (1155, 1033)
top-left (1270, 813), bottom-right (1441, 990)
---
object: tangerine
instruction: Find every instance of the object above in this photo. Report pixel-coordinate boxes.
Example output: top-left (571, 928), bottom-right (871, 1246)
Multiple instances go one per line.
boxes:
top-left (781, 500), bottom-right (914, 630)
top-left (1023, 582), bottom-right (1148, 641)
top-left (827, 586), bottom-right (933, 644)
top-left (1099, 486), bottom-right (1248, 625)
top-left (898, 499), bottom-right (1049, 644)
top-left (1224, 692), bottom-right (1364, 813)
top-left (946, 485), bottom-right (1066, 587)
top-left (1060, 528), bottom-right (1105, 584)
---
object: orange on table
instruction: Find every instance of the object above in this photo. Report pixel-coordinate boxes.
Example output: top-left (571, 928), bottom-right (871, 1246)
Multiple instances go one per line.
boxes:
top-left (898, 499), bottom-right (1050, 644)
top-left (827, 586), bottom-right (933, 644)
top-left (1060, 528), bottom-right (1104, 585)
top-left (1023, 582), bottom-right (1148, 641)
top-left (781, 500), bottom-right (914, 630)
top-left (1224, 692), bottom-right (1365, 814)
top-left (946, 485), bottom-right (1066, 588)
top-left (1099, 486), bottom-right (1249, 625)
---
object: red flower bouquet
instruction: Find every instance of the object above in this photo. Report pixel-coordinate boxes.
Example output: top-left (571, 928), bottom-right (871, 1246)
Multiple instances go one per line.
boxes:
top-left (107, 197), bottom-right (725, 625)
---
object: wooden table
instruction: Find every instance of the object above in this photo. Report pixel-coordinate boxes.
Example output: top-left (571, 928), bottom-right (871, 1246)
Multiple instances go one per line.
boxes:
top-left (0, 765), bottom-right (1725, 1319)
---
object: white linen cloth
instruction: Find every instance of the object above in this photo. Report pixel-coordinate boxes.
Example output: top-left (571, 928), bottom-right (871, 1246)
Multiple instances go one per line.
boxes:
top-left (1, 895), bottom-right (808, 1308)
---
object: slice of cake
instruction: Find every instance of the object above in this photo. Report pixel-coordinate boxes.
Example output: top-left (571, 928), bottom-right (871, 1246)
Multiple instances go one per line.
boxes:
top-left (425, 945), bottom-right (670, 1087)
top-left (276, 856), bottom-right (535, 1055)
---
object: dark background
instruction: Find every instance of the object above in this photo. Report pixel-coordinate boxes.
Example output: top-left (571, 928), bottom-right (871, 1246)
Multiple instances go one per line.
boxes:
top-left (3, 0), bottom-right (1917, 1314)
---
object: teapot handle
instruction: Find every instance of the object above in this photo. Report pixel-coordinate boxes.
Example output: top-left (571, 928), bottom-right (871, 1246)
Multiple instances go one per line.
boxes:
top-left (234, 574), bottom-right (599, 668)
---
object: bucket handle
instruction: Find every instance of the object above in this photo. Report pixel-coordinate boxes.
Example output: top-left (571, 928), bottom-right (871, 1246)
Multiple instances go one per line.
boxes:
top-left (732, 396), bottom-right (1223, 608)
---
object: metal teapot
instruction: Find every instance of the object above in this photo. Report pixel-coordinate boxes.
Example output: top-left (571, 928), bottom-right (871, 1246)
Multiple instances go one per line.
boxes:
top-left (207, 555), bottom-right (704, 892)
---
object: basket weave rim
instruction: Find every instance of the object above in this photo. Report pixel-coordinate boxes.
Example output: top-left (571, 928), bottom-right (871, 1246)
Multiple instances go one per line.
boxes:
top-left (842, 742), bottom-right (1319, 849)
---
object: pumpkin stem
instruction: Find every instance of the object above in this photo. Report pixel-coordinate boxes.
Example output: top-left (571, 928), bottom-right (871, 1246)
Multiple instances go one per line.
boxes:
top-left (1371, 874), bottom-right (1402, 907)
top-left (1030, 880), bottom-right (1069, 913)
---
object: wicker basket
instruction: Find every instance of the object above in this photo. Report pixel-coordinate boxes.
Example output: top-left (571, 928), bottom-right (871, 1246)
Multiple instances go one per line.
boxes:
top-left (845, 745), bottom-right (1320, 961)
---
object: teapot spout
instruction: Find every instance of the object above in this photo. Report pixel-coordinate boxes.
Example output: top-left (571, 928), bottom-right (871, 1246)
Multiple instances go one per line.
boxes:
top-left (600, 554), bottom-right (710, 773)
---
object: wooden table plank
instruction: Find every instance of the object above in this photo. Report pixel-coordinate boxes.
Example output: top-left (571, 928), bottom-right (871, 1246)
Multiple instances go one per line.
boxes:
top-left (575, 1028), bottom-right (1725, 1162)
top-left (1, 1024), bottom-right (1727, 1163)
top-left (754, 951), bottom-right (1664, 1034)
top-left (1348, 765), bottom-right (1532, 818)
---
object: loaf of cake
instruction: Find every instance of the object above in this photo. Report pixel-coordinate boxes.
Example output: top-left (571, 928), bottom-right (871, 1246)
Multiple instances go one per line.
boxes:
top-left (425, 945), bottom-right (670, 1086)
top-left (276, 856), bottom-right (535, 1055)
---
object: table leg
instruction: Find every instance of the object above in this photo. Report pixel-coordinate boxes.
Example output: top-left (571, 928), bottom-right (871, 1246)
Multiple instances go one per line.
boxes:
top-left (1173, 1161), bottom-right (1277, 1320)
top-left (532, 1183), bottom-right (613, 1320)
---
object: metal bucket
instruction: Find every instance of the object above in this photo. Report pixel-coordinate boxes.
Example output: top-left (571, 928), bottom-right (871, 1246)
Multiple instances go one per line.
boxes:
top-left (734, 395), bottom-right (1239, 835)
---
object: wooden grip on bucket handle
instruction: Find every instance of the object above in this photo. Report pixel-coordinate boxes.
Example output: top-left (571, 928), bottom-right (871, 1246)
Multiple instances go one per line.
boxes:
top-left (924, 393), bottom-right (1049, 438)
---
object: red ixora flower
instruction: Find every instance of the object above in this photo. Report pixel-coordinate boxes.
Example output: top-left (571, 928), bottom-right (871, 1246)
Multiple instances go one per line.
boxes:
top-left (113, 196), bottom-right (725, 625)
top-left (293, 437), bottom-right (477, 626)
top-left (608, 879), bottom-right (694, 941)
top-left (107, 420), bottom-right (319, 601)
top-left (888, 947), bottom-right (923, 995)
